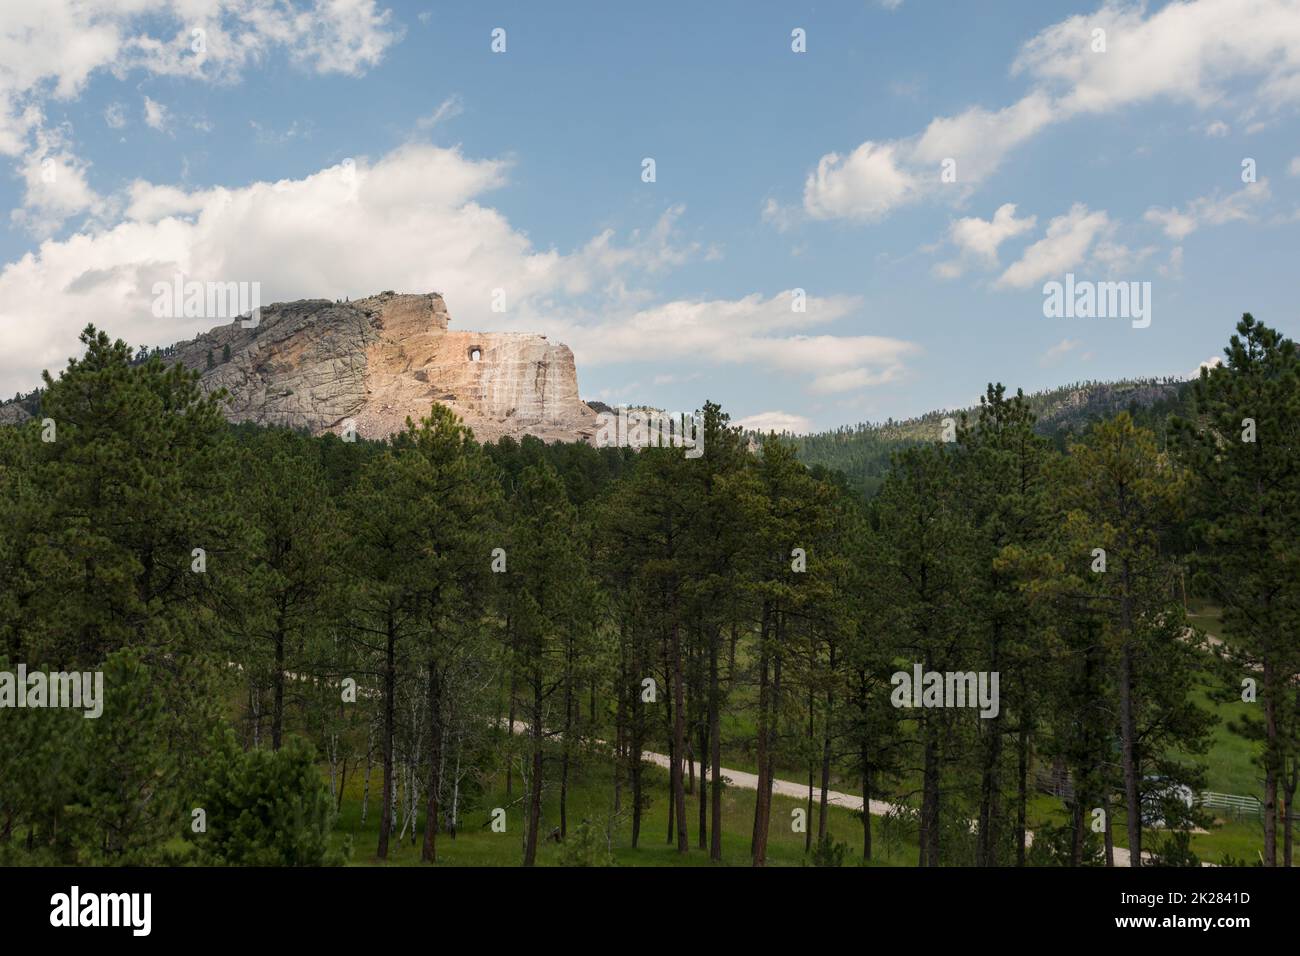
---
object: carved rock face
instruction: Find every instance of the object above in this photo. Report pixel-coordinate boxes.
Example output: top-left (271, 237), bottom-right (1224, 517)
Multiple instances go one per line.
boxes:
top-left (164, 292), bottom-right (598, 444)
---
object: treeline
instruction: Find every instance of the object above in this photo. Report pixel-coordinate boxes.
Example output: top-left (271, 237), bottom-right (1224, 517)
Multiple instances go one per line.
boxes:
top-left (793, 378), bottom-right (1194, 496)
top-left (0, 316), bottom-right (1297, 867)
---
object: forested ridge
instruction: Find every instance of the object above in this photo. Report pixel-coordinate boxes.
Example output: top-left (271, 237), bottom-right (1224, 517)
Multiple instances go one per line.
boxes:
top-left (790, 376), bottom-right (1192, 498)
top-left (1, 314), bottom-right (1297, 868)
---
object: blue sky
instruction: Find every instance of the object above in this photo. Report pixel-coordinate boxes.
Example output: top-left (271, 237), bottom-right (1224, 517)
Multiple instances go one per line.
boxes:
top-left (1, 0), bottom-right (1298, 433)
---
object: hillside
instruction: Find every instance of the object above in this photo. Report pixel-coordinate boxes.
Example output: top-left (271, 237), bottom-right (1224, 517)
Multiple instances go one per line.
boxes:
top-left (788, 378), bottom-right (1193, 497)
top-left (0, 292), bottom-right (598, 444)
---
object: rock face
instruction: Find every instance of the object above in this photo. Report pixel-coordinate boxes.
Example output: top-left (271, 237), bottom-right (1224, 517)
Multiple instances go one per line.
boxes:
top-left (152, 292), bottom-right (598, 443)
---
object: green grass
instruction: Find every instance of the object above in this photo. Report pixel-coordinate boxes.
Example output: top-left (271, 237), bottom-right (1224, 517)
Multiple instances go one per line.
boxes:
top-left (310, 601), bottom-right (1283, 866)
top-left (329, 757), bottom-right (917, 867)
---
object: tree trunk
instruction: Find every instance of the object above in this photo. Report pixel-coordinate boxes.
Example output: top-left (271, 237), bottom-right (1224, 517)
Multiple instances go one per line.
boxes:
top-left (1015, 718), bottom-right (1029, 866)
top-left (1118, 640), bottom-right (1142, 867)
top-left (1263, 661), bottom-right (1278, 867)
top-left (976, 626), bottom-right (1002, 865)
top-left (272, 617), bottom-right (286, 751)
top-left (709, 625), bottom-right (723, 862)
top-left (523, 670), bottom-right (544, 866)
top-left (669, 609), bottom-right (689, 853)
top-left (631, 648), bottom-right (645, 849)
top-left (505, 665), bottom-right (517, 801)
top-left (421, 662), bottom-right (443, 863)
top-left (818, 694), bottom-right (832, 843)
top-left (698, 720), bottom-right (708, 850)
top-left (805, 682), bottom-right (814, 853)
top-left (1102, 789), bottom-right (1115, 867)
top-left (919, 711), bottom-right (940, 866)
top-left (377, 611), bottom-right (396, 860)
top-left (560, 636), bottom-right (574, 840)
top-left (752, 603), bottom-right (772, 865)
top-left (862, 758), bottom-right (873, 862)
top-left (361, 722), bottom-right (373, 825)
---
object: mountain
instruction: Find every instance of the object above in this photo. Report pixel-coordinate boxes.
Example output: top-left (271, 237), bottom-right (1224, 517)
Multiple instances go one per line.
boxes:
top-left (1, 292), bottom-right (599, 444)
top-left (788, 378), bottom-right (1192, 497)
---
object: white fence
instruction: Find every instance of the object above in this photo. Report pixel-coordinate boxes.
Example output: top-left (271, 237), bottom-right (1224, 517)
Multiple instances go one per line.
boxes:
top-left (1196, 791), bottom-right (1262, 819)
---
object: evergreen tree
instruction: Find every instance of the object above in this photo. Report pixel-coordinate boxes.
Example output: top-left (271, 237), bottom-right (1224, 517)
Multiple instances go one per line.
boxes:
top-left (1058, 413), bottom-right (1211, 865)
top-left (1172, 315), bottom-right (1300, 866)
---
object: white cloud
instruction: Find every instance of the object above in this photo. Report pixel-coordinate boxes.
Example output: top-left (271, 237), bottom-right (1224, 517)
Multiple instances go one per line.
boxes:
top-left (0, 0), bottom-right (403, 156)
top-left (566, 292), bottom-right (914, 390)
top-left (0, 144), bottom-right (916, 398)
top-left (761, 197), bottom-right (799, 232)
top-left (416, 94), bottom-right (463, 130)
top-left (948, 203), bottom-right (1037, 264)
top-left (1091, 239), bottom-right (1157, 274)
top-left (795, 0), bottom-right (1300, 223)
top-left (1203, 119), bottom-right (1231, 136)
top-left (996, 203), bottom-right (1111, 289)
top-left (734, 411), bottom-right (814, 435)
top-left (803, 141), bottom-right (919, 222)
top-left (933, 203), bottom-right (1037, 280)
top-left (103, 102), bottom-right (126, 129)
top-left (1191, 356), bottom-right (1223, 378)
top-left (1144, 180), bottom-right (1271, 240)
top-left (1159, 245), bottom-right (1185, 278)
top-left (9, 125), bottom-right (106, 237)
top-left (142, 95), bottom-right (169, 132)
top-left (1288, 156), bottom-right (1300, 176)
top-left (931, 259), bottom-right (966, 280)
top-left (801, 95), bottom-right (1056, 222)
top-left (1040, 337), bottom-right (1081, 366)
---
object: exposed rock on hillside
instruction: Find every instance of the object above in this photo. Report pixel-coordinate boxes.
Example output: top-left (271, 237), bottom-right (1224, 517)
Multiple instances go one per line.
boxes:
top-left (140, 292), bottom-right (598, 443)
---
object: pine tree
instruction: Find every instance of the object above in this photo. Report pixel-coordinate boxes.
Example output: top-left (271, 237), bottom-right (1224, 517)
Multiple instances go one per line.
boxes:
top-left (193, 729), bottom-right (346, 865)
top-left (504, 461), bottom-right (595, 865)
top-left (1058, 413), bottom-right (1211, 865)
top-left (956, 384), bottom-right (1054, 865)
top-left (1172, 315), bottom-right (1300, 866)
top-left (240, 428), bottom-right (340, 751)
top-left (873, 443), bottom-right (973, 865)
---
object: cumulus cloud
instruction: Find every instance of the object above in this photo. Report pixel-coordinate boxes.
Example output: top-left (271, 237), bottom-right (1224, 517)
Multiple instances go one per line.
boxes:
top-left (103, 102), bottom-right (126, 129)
top-left (933, 203), bottom-right (1037, 277)
top-left (142, 95), bottom-right (170, 132)
top-left (1144, 180), bottom-right (1272, 240)
top-left (761, 197), bottom-right (799, 232)
top-left (996, 203), bottom-right (1111, 289)
top-left (793, 0), bottom-right (1300, 223)
top-left (803, 141), bottom-right (920, 223)
top-left (1191, 355), bottom-right (1223, 377)
top-left (9, 126), bottom-right (106, 238)
top-left (0, 144), bottom-right (916, 398)
top-left (1040, 337), bottom-right (1082, 366)
top-left (0, 0), bottom-right (402, 156)
top-left (563, 291), bottom-right (915, 394)
top-left (734, 411), bottom-right (815, 435)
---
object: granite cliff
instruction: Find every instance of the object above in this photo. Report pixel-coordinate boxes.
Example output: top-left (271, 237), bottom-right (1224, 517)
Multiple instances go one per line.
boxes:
top-left (3, 293), bottom-right (599, 444)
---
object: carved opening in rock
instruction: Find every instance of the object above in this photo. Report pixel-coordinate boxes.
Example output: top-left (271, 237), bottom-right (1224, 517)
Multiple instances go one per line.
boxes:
top-left (469, 346), bottom-right (482, 362)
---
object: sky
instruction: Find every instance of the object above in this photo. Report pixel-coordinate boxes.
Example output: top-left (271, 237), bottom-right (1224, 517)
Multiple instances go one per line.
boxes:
top-left (0, 0), bottom-right (1298, 434)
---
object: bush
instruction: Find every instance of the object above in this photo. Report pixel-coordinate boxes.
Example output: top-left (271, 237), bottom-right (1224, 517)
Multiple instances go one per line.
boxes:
top-left (558, 819), bottom-right (613, 867)
top-left (192, 731), bottom-right (347, 866)
top-left (810, 833), bottom-right (848, 867)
